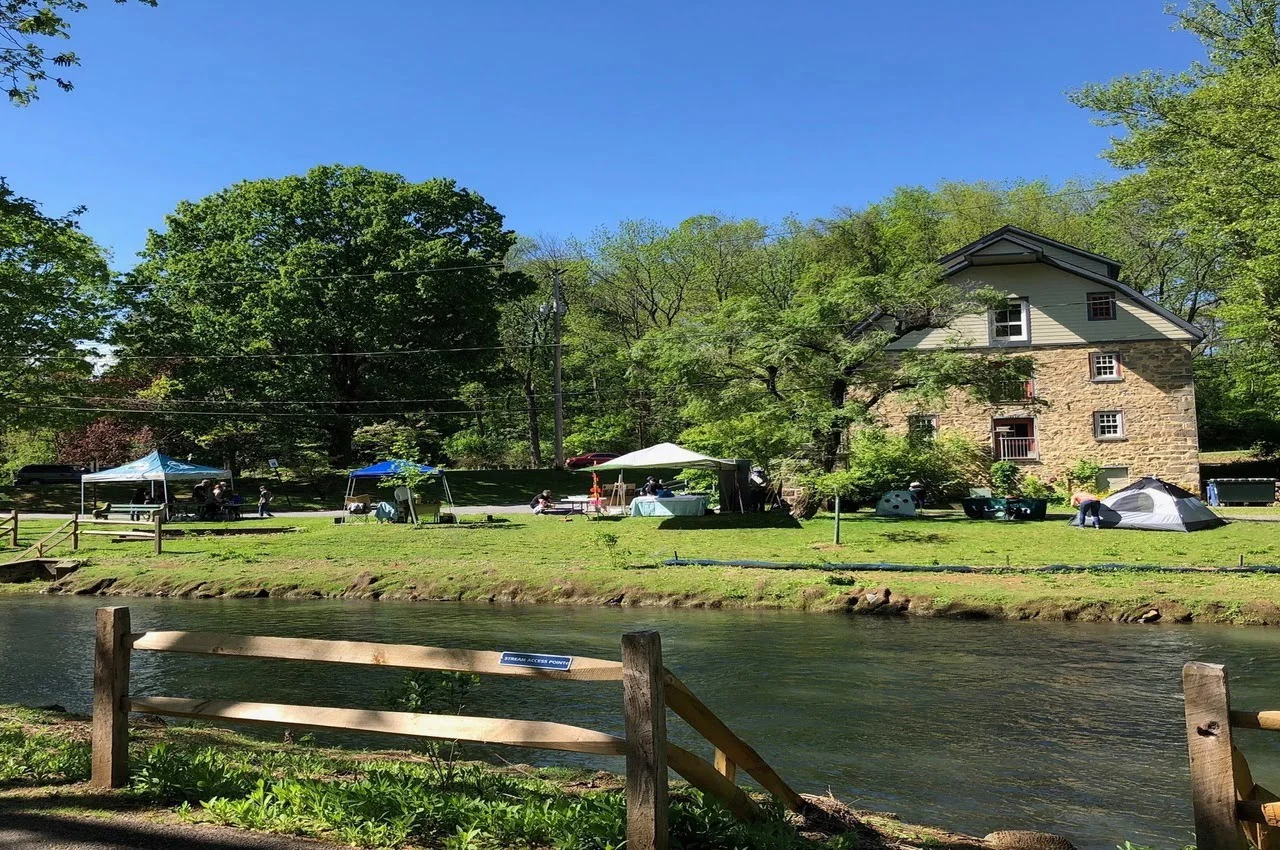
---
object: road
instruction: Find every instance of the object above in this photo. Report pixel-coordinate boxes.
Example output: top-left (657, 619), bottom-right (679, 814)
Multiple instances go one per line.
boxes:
top-left (0, 811), bottom-right (337, 850)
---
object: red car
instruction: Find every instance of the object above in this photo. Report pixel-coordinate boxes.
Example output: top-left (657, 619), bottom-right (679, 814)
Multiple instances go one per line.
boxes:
top-left (565, 452), bottom-right (619, 470)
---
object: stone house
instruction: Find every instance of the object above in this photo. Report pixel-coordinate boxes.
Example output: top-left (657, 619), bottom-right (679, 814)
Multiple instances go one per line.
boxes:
top-left (876, 226), bottom-right (1204, 493)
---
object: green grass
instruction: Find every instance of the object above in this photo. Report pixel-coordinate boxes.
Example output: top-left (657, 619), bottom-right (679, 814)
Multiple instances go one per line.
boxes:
top-left (0, 705), bottom-right (942, 850)
top-left (11, 510), bottom-right (1280, 623)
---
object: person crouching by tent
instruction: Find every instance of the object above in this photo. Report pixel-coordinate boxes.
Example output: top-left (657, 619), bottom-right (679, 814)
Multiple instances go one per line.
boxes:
top-left (1072, 490), bottom-right (1102, 529)
top-left (530, 490), bottom-right (553, 515)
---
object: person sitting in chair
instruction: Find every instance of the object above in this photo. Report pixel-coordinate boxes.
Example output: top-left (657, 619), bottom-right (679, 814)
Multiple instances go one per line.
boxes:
top-left (638, 476), bottom-right (660, 497)
top-left (530, 490), bottom-right (553, 514)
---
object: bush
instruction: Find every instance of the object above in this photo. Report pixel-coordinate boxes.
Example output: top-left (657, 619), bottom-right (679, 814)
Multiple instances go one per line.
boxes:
top-left (803, 429), bottom-right (986, 507)
top-left (442, 431), bottom-right (517, 469)
top-left (1064, 459), bottom-right (1103, 493)
top-left (989, 461), bottom-right (1022, 496)
top-left (1019, 475), bottom-right (1056, 501)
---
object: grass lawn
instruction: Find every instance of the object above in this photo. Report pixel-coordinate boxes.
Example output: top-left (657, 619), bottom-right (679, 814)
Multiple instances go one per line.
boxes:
top-left (1, 705), bottom-right (960, 850)
top-left (9, 510), bottom-right (1280, 624)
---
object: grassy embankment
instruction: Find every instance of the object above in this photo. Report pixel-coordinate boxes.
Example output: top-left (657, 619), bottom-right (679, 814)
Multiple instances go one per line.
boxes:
top-left (0, 705), bottom-right (976, 850)
top-left (11, 510), bottom-right (1280, 623)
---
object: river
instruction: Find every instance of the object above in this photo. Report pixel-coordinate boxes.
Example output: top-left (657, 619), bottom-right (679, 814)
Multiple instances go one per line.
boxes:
top-left (3, 595), bottom-right (1278, 849)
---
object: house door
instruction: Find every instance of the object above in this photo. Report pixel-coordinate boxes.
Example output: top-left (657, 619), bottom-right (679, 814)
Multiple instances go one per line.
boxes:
top-left (993, 417), bottom-right (1037, 460)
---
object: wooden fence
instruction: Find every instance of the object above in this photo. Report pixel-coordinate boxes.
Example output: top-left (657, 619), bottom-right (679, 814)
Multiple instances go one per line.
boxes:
top-left (1184, 661), bottom-right (1280, 850)
top-left (0, 511), bottom-right (17, 549)
top-left (90, 607), bottom-right (801, 850)
top-left (10, 513), bottom-right (162, 563)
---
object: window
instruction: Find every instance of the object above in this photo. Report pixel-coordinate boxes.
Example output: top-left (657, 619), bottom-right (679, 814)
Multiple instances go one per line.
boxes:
top-left (1094, 410), bottom-right (1125, 440)
top-left (1096, 466), bottom-right (1130, 492)
top-left (1087, 292), bottom-right (1117, 321)
top-left (991, 298), bottom-right (1029, 343)
top-left (908, 414), bottom-right (939, 440)
top-left (1090, 352), bottom-right (1122, 381)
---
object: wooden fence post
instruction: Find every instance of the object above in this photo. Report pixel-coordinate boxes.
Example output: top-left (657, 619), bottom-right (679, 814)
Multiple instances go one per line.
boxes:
top-left (72, 516), bottom-right (79, 551)
top-left (153, 511), bottom-right (162, 555)
top-left (91, 606), bottom-right (131, 788)
top-left (9, 510), bottom-right (16, 548)
top-left (1184, 662), bottom-right (1244, 850)
top-left (714, 748), bottom-right (737, 783)
top-left (623, 630), bottom-right (668, 850)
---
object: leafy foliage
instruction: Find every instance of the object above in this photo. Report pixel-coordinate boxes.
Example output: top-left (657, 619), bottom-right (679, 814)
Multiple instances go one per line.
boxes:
top-left (803, 429), bottom-right (987, 506)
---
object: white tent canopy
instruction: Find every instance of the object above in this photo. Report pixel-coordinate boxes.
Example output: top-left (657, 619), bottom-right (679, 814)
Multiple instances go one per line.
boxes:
top-left (584, 442), bottom-right (736, 471)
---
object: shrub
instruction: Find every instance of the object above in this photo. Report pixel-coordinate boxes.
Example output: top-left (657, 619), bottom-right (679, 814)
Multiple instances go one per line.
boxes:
top-left (1019, 475), bottom-right (1056, 501)
top-left (442, 431), bottom-right (516, 469)
top-left (803, 429), bottom-right (986, 507)
top-left (1064, 459), bottom-right (1104, 493)
top-left (989, 461), bottom-right (1022, 496)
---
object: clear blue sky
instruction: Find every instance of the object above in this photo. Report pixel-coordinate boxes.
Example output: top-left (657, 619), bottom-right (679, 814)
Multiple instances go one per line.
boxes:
top-left (2, 0), bottom-right (1202, 268)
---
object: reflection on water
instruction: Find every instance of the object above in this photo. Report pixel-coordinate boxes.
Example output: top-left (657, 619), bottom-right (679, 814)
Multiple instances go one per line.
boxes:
top-left (3, 595), bottom-right (1280, 849)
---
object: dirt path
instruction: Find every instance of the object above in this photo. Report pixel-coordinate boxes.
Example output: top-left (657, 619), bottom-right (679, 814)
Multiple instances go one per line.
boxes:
top-left (0, 810), bottom-right (337, 850)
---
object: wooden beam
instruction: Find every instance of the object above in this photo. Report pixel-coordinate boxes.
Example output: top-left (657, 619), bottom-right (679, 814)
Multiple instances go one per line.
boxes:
top-left (623, 630), bottom-right (668, 850)
top-left (1231, 710), bottom-right (1280, 732)
top-left (128, 697), bottom-right (627, 755)
top-left (153, 511), bottom-right (162, 555)
top-left (129, 631), bottom-right (623, 681)
top-left (664, 673), bottom-right (802, 811)
top-left (91, 606), bottom-right (131, 788)
top-left (79, 519), bottom-right (164, 527)
top-left (1184, 662), bottom-right (1246, 850)
top-left (669, 744), bottom-right (757, 822)
top-left (9, 511), bottom-right (17, 548)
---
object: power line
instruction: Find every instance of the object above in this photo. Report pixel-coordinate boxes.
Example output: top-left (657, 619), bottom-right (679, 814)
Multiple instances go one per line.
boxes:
top-left (107, 261), bottom-right (508, 290)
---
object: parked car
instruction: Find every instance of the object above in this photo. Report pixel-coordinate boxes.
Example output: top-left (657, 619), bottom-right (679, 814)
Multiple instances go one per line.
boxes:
top-left (15, 464), bottom-right (87, 485)
top-left (564, 452), bottom-right (620, 470)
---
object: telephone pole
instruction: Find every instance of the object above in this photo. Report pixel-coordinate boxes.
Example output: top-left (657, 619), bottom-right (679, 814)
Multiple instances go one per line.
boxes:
top-left (551, 268), bottom-right (566, 469)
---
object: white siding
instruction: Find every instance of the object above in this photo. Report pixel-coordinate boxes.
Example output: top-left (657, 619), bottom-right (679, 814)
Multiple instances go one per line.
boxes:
top-left (886, 262), bottom-right (1194, 350)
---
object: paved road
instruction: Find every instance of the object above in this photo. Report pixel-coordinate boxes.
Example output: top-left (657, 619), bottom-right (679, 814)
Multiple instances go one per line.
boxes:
top-left (19, 505), bottom-right (530, 522)
top-left (0, 811), bottom-right (336, 850)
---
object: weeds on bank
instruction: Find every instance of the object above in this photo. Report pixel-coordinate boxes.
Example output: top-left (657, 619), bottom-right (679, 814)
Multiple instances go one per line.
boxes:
top-left (0, 723), bottom-right (90, 783)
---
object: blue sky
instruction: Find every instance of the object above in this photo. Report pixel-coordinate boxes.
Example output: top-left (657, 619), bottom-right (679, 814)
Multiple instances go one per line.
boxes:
top-left (2, 0), bottom-right (1202, 268)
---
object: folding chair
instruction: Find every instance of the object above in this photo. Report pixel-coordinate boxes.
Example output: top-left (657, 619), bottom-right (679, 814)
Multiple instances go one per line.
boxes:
top-left (344, 494), bottom-right (373, 524)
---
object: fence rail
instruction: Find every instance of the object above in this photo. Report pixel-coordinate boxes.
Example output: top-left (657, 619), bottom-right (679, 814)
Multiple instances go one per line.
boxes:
top-left (0, 511), bottom-right (17, 548)
top-left (9, 513), bottom-right (163, 563)
top-left (1184, 661), bottom-right (1280, 850)
top-left (92, 607), bottom-right (798, 849)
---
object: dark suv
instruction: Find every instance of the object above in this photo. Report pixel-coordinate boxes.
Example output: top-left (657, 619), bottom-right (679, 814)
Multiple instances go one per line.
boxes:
top-left (15, 464), bottom-right (87, 485)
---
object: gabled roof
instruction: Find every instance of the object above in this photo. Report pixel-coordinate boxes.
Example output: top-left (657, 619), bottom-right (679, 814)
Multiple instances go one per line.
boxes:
top-left (940, 226), bottom-right (1205, 343)
top-left (938, 225), bottom-right (1122, 278)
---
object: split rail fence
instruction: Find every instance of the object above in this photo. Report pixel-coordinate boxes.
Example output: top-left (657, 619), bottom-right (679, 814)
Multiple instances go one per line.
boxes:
top-left (11, 513), bottom-right (163, 562)
top-left (1184, 661), bottom-right (1280, 850)
top-left (91, 606), bottom-right (802, 850)
top-left (0, 511), bottom-right (17, 549)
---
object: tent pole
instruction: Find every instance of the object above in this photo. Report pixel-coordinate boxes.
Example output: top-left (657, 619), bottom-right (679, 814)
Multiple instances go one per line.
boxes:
top-left (442, 473), bottom-right (454, 510)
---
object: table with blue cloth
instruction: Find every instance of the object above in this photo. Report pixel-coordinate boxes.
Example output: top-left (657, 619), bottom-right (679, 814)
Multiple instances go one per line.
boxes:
top-left (629, 494), bottom-right (708, 517)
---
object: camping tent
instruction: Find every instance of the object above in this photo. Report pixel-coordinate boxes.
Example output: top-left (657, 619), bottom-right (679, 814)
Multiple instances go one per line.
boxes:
top-left (585, 443), bottom-right (736, 471)
top-left (79, 451), bottom-right (231, 513)
top-left (345, 460), bottom-right (454, 513)
top-left (1071, 477), bottom-right (1224, 532)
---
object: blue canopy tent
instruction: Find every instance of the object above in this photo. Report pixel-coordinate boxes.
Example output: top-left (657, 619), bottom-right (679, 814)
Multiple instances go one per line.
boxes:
top-left (345, 460), bottom-right (453, 520)
top-left (80, 451), bottom-right (231, 514)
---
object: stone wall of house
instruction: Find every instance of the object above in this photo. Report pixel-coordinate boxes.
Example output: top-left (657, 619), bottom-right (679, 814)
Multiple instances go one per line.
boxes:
top-left (874, 340), bottom-right (1201, 493)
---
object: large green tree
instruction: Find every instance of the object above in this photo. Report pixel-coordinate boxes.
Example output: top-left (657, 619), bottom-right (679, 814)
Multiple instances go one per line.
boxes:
top-left (112, 165), bottom-right (527, 466)
top-left (0, 178), bottom-right (110, 425)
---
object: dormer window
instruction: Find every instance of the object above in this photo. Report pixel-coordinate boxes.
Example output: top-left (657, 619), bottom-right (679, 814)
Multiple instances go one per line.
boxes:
top-left (991, 298), bottom-right (1029, 343)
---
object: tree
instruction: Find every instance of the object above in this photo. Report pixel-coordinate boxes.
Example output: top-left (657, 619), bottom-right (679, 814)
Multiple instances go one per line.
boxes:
top-left (3, 0), bottom-right (157, 106)
top-left (112, 165), bottom-right (528, 467)
top-left (55, 417), bottom-right (153, 467)
top-left (1071, 0), bottom-right (1280, 447)
top-left (0, 177), bottom-right (111, 427)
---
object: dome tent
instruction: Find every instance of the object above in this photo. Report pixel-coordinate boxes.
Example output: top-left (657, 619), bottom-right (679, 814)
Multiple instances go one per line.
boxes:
top-left (1071, 477), bottom-right (1224, 532)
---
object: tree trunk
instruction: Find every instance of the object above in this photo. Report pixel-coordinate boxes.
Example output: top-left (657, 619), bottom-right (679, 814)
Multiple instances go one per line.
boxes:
top-left (820, 378), bottom-right (849, 472)
top-left (525, 372), bottom-right (542, 468)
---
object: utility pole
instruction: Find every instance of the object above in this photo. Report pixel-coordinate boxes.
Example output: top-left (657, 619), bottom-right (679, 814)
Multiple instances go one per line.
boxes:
top-left (551, 268), bottom-right (566, 469)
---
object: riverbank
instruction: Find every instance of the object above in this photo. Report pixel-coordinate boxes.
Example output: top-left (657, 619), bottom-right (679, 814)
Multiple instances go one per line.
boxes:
top-left (0, 705), bottom-right (981, 850)
top-left (9, 513), bottom-right (1280, 624)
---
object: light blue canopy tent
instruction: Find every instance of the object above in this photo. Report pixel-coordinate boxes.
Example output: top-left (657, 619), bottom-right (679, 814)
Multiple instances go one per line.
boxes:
top-left (345, 460), bottom-right (453, 513)
top-left (79, 451), bottom-right (231, 514)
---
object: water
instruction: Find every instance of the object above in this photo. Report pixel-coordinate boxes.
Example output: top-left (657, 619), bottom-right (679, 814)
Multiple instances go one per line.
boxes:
top-left (4, 596), bottom-right (1280, 850)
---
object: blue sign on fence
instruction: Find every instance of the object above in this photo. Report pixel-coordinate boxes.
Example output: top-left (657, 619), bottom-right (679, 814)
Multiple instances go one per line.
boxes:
top-left (499, 651), bottom-right (574, 672)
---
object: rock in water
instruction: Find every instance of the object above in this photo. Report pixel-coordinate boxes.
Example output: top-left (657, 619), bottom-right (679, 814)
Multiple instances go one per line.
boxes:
top-left (985, 831), bottom-right (1077, 850)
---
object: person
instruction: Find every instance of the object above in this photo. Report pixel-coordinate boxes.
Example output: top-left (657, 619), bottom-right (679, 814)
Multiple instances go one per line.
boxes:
top-left (529, 490), bottom-right (553, 514)
top-left (638, 476), bottom-right (660, 497)
top-left (130, 487), bottom-right (147, 521)
top-left (258, 485), bottom-right (274, 518)
top-left (747, 466), bottom-right (770, 512)
top-left (908, 480), bottom-right (926, 510)
top-left (193, 479), bottom-right (212, 520)
top-left (1072, 490), bottom-right (1103, 529)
